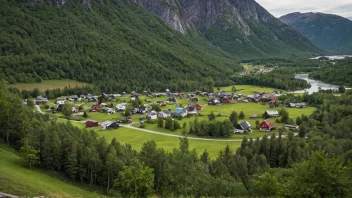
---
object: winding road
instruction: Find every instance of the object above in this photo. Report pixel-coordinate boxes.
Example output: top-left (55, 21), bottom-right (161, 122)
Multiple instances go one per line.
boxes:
top-left (35, 105), bottom-right (288, 142)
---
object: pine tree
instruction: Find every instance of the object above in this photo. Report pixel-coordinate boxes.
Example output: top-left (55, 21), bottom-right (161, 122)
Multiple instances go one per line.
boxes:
top-left (229, 111), bottom-right (238, 126)
top-left (239, 111), bottom-right (245, 119)
top-left (157, 117), bottom-right (163, 128)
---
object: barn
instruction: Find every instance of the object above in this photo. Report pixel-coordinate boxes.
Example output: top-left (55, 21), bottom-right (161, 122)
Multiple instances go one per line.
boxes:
top-left (260, 120), bottom-right (275, 132)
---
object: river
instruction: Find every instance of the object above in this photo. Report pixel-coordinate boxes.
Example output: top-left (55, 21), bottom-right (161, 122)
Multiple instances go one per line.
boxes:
top-left (293, 74), bottom-right (339, 94)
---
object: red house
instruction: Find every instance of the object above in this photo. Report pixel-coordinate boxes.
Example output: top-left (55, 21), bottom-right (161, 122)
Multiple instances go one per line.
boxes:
top-left (91, 104), bottom-right (100, 112)
top-left (195, 104), bottom-right (202, 111)
top-left (260, 120), bottom-right (275, 132)
top-left (86, 121), bottom-right (99, 128)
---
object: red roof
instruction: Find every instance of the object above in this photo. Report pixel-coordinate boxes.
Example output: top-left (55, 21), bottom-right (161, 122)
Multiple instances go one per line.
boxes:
top-left (262, 120), bottom-right (275, 129)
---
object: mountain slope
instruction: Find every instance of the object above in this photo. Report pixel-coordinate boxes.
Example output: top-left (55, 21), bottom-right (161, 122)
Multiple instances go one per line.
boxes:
top-left (130, 0), bottom-right (322, 58)
top-left (0, 0), bottom-right (239, 92)
top-left (0, 144), bottom-right (101, 197)
top-left (280, 12), bottom-right (352, 54)
top-left (0, 0), bottom-right (322, 92)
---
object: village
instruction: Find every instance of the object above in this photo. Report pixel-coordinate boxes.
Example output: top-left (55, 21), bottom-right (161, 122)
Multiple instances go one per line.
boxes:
top-left (33, 86), bottom-right (311, 138)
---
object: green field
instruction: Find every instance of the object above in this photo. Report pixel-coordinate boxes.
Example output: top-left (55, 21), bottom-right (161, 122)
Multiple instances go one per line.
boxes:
top-left (215, 84), bottom-right (281, 95)
top-left (0, 144), bottom-right (102, 197)
top-left (98, 127), bottom-right (241, 159)
top-left (8, 80), bottom-right (88, 91)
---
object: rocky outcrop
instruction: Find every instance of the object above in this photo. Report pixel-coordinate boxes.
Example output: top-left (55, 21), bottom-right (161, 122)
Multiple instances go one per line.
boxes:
top-left (127, 0), bottom-right (274, 35)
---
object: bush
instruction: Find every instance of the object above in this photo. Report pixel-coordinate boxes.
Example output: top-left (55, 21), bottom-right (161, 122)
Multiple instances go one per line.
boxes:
top-left (139, 124), bottom-right (145, 128)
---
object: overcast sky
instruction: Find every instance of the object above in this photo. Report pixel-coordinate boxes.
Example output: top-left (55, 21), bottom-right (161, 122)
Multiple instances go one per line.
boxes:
top-left (256, 0), bottom-right (352, 18)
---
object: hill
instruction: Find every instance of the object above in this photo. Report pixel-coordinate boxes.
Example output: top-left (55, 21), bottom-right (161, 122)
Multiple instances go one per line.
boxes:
top-left (0, 144), bottom-right (102, 197)
top-left (280, 12), bottom-right (352, 54)
top-left (0, 0), bottom-right (322, 92)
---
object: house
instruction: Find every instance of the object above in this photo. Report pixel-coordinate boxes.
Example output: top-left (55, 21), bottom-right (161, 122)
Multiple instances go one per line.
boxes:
top-left (88, 97), bottom-right (98, 102)
top-left (262, 93), bottom-right (278, 103)
top-left (186, 105), bottom-right (198, 116)
top-left (70, 95), bottom-right (80, 101)
top-left (284, 124), bottom-right (299, 131)
top-left (101, 121), bottom-right (112, 130)
top-left (167, 98), bottom-right (177, 103)
top-left (234, 121), bottom-right (253, 134)
top-left (260, 120), bottom-right (275, 132)
top-left (264, 110), bottom-right (279, 117)
top-left (36, 96), bottom-right (48, 104)
top-left (100, 103), bottom-right (108, 108)
top-left (195, 104), bottom-right (202, 111)
top-left (158, 111), bottom-right (171, 118)
top-left (116, 103), bottom-right (127, 111)
top-left (56, 98), bottom-right (66, 105)
top-left (190, 97), bottom-right (199, 102)
top-left (108, 122), bottom-right (120, 129)
top-left (208, 98), bottom-right (220, 105)
top-left (136, 106), bottom-right (147, 114)
top-left (71, 107), bottom-right (79, 113)
top-left (289, 102), bottom-right (306, 108)
top-left (146, 111), bottom-right (158, 120)
top-left (249, 114), bottom-right (260, 119)
top-left (194, 90), bottom-right (201, 95)
top-left (91, 104), bottom-right (100, 112)
top-left (86, 121), bottom-right (99, 128)
top-left (221, 97), bottom-right (231, 104)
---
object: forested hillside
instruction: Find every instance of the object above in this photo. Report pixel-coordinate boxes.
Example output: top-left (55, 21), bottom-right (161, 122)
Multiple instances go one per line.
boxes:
top-left (0, 0), bottom-right (323, 92)
top-left (310, 58), bottom-right (352, 86)
top-left (1, 77), bottom-right (352, 197)
top-left (0, 0), bottom-right (238, 92)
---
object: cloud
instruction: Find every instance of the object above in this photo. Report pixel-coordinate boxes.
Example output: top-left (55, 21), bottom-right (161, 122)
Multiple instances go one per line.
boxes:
top-left (256, 0), bottom-right (352, 18)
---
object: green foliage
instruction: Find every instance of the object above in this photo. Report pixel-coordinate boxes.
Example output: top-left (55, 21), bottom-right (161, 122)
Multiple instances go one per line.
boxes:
top-left (239, 111), bottom-right (245, 119)
top-left (124, 107), bottom-right (131, 117)
top-left (19, 144), bottom-right (40, 169)
top-left (157, 117), bottom-right (164, 128)
top-left (229, 111), bottom-right (238, 126)
top-left (232, 67), bottom-right (311, 90)
top-left (311, 58), bottom-right (352, 87)
top-left (63, 103), bottom-right (72, 119)
top-left (284, 152), bottom-right (351, 197)
top-left (208, 112), bottom-right (216, 121)
top-left (279, 108), bottom-right (289, 123)
top-left (253, 172), bottom-right (281, 197)
top-left (111, 161), bottom-right (154, 198)
top-left (83, 111), bottom-right (88, 118)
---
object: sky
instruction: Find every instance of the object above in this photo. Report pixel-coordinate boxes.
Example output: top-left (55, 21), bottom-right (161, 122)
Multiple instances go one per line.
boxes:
top-left (256, 0), bottom-right (352, 19)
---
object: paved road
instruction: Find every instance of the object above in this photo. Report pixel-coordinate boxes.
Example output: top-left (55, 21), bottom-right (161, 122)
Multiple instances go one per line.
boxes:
top-left (121, 125), bottom-right (244, 142)
top-left (35, 105), bottom-right (44, 114)
top-left (0, 192), bottom-right (19, 198)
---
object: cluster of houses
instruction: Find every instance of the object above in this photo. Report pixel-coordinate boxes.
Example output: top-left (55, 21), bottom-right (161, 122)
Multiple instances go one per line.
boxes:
top-left (200, 91), bottom-right (279, 105)
top-left (146, 104), bottom-right (202, 120)
top-left (234, 109), bottom-right (299, 134)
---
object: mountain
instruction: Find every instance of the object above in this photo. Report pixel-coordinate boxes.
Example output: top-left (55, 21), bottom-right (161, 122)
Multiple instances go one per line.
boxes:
top-left (280, 12), bottom-right (352, 54)
top-left (129, 0), bottom-right (322, 57)
top-left (0, 0), bottom-right (321, 92)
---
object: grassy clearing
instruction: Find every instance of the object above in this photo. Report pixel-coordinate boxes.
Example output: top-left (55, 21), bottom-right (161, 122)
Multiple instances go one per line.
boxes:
top-left (215, 85), bottom-right (281, 96)
top-left (98, 127), bottom-right (241, 159)
top-left (8, 80), bottom-right (88, 91)
top-left (0, 144), bottom-right (102, 197)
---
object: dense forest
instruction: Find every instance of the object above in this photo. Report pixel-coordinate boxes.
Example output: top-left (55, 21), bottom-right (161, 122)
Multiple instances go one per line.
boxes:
top-left (310, 58), bottom-right (352, 87)
top-left (0, 0), bottom-right (240, 93)
top-left (232, 68), bottom-right (311, 90)
top-left (2, 75), bottom-right (352, 197)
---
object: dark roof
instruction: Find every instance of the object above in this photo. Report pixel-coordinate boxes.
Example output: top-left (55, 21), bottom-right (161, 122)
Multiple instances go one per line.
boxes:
top-left (236, 121), bottom-right (252, 130)
top-left (262, 120), bottom-right (275, 129)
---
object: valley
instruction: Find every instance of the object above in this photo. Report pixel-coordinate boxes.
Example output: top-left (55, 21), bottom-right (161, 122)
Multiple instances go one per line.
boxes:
top-left (1, 0), bottom-right (352, 197)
